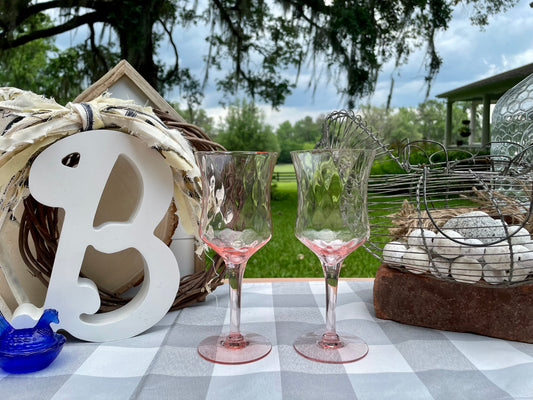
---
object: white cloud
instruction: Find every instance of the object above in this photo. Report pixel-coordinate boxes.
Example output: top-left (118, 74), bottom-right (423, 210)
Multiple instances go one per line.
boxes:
top-left (204, 106), bottom-right (227, 125)
top-left (507, 48), bottom-right (533, 69)
top-left (203, 101), bottom-right (335, 130)
top-left (259, 105), bottom-right (328, 127)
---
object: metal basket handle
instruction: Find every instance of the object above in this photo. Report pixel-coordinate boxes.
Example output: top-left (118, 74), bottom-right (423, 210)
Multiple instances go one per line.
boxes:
top-left (503, 142), bottom-right (533, 175)
top-left (418, 165), bottom-right (533, 247)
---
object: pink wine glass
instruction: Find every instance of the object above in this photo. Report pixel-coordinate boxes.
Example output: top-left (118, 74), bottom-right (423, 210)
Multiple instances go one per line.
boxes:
top-left (291, 149), bottom-right (375, 363)
top-left (195, 151), bottom-right (278, 364)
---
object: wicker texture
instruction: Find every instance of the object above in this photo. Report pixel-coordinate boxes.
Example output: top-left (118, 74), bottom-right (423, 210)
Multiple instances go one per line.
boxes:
top-left (18, 108), bottom-right (226, 312)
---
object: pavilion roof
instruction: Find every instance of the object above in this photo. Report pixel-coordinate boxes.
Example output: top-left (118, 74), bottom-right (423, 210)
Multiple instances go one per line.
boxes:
top-left (436, 63), bottom-right (533, 102)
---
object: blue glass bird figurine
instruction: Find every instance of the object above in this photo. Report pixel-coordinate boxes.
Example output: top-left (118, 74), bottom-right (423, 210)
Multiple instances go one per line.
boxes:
top-left (0, 309), bottom-right (66, 373)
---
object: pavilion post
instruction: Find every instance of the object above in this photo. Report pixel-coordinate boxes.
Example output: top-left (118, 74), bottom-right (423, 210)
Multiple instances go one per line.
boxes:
top-left (445, 100), bottom-right (453, 147)
top-left (482, 94), bottom-right (491, 149)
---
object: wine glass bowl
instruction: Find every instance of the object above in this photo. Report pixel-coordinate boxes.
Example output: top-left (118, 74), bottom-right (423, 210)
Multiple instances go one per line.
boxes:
top-left (195, 151), bottom-right (277, 364)
top-left (291, 149), bottom-right (375, 363)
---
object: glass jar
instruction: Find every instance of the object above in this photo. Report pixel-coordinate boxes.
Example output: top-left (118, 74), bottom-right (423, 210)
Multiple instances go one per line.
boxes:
top-left (491, 73), bottom-right (533, 164)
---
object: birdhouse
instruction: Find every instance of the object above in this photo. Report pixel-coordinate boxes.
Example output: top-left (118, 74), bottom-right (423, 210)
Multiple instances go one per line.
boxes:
top-left (0, 61), bottom-right (225, 340)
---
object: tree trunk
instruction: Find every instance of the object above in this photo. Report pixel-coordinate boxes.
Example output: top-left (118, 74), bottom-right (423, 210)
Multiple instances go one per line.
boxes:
top-left (107, 0), bottom-right (164, 89)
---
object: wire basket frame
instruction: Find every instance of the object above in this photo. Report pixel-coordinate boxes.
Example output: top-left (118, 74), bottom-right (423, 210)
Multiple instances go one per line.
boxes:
top-left (315, 110), bottom-right (394, 158)
top-left (364, 138), bottom-right (533, 287)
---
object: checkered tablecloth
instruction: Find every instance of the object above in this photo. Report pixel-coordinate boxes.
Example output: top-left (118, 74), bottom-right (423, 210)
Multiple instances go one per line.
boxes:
top-left (2, 280), bottom-right (533, 400)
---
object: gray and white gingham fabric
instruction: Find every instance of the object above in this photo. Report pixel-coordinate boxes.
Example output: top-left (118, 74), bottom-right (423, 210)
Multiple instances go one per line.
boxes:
top-left (2, 280), bottom-right (532, 400)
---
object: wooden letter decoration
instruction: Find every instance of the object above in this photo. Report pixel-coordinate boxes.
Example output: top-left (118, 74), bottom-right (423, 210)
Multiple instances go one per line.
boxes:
top-left (11, 130), bottom-right (180, 341)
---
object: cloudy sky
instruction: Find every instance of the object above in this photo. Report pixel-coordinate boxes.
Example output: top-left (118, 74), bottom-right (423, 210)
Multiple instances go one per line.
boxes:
top-left (57, 0), bottom-right (533, 128)
top-left (167, 0), bottom-right (533, 127)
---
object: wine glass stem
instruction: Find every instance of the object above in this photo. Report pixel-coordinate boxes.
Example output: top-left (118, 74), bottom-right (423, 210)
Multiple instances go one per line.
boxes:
top-left (227, 262), bottom-right (246, 341)
top-left (323, 262), bottom-right (341, 345)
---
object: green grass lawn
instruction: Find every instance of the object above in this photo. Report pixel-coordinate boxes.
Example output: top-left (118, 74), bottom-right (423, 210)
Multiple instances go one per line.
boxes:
top-left (245, 164), bottom-right (381, 278)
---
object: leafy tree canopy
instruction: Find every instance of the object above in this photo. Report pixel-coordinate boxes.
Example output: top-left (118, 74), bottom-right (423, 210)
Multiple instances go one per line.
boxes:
top-left (0, 12), bottom-right (55, 93)
top-left (275, 115), bottom-right (324, 163)
top-left (360, 100), bottom-right (470, 147)
top-left (0, 0), bottom-right (519, 108)
top-left (215, 98), bottom-right (280, 152)
top-left (171, 102), bottom-right (216, 135)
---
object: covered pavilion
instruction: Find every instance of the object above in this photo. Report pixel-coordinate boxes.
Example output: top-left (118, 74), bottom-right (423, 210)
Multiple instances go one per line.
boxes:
top-left (436, 62), bottom-right (533, 148)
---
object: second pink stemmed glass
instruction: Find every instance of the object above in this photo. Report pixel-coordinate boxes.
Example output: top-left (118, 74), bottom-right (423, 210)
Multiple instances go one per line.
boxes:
top-left (291, 148), bottom-right (375, 363)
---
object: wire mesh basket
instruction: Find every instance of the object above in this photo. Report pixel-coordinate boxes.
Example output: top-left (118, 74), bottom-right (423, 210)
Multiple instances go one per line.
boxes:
top-left (364, 139), bottom-right (533, 287)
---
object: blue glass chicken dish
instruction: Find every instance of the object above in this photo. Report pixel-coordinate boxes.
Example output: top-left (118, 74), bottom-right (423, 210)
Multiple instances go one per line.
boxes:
top-left (0, 309), bottom-right (66, 373)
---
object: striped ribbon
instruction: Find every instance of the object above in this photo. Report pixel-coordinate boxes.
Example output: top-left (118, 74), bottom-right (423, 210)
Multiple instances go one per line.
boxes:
top-left (0, 87), bottom-right (202, 239)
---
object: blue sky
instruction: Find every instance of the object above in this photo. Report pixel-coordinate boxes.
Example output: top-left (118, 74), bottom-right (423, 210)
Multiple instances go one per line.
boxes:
top-left (56, 0), bottom-right (533, 128)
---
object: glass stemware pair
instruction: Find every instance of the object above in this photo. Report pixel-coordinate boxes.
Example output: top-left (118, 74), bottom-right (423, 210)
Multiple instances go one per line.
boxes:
top-left (195, 149), bottom-right (375, 364)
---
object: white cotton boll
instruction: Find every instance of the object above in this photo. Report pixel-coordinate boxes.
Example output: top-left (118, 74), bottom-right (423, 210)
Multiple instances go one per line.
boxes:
top-left (429, 256), bottom-right (451, 277)
top-left (483, 243), bottom-right (512, 265)
top-left (432, 230), bottom-right (463, 259)
top-left (523, 240), bottom-right (533, 252)
top-left (514, 245), bottom-right (533, 271)
top-left (511, 244), bottom-right (533, 265)
top-left (483, 243), bottom-right (529, 263)
top-left (460, 238), bottom-right (485, 260)
top-left (407, 229), bottom-right (436, 250)
top-left (450, 256), bottom-right (482, 284)
top-left (482, 245), bottom-right (532, 283)
top-left (510, 245), bottom-right (533, 282)
top-left (382, 241), bottom-right (407, 266)
top-left (403, 246), bottom-right (430, 274)
top-left (508, 225), bottom-right (531, 246)
top-left (508, 262), bottom-right (531, 283)
top-left (483, 263), bottom-right (508, 284)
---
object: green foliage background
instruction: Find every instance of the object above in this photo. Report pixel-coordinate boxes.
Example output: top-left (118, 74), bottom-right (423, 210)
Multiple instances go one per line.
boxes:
top-left (181, 97), bottom-right (475, 157)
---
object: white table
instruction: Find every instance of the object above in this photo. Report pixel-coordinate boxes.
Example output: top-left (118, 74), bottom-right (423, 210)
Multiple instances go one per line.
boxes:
top-left (2, 280), bottom-right (532, 400)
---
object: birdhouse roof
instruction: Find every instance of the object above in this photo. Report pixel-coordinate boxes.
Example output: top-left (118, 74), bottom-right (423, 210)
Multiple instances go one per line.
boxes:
top-left (74, 60), bottom-right (184, 122)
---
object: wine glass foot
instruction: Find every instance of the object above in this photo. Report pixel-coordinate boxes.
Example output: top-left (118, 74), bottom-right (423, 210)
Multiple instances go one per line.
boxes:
top-left (293, 330), bottom-right (368, 364)
top-left (198, 332), bottom-right (272, 364)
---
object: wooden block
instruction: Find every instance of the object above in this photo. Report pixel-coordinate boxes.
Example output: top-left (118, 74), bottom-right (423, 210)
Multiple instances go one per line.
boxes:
top-left (373, 264), bottom-right (533, 343)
